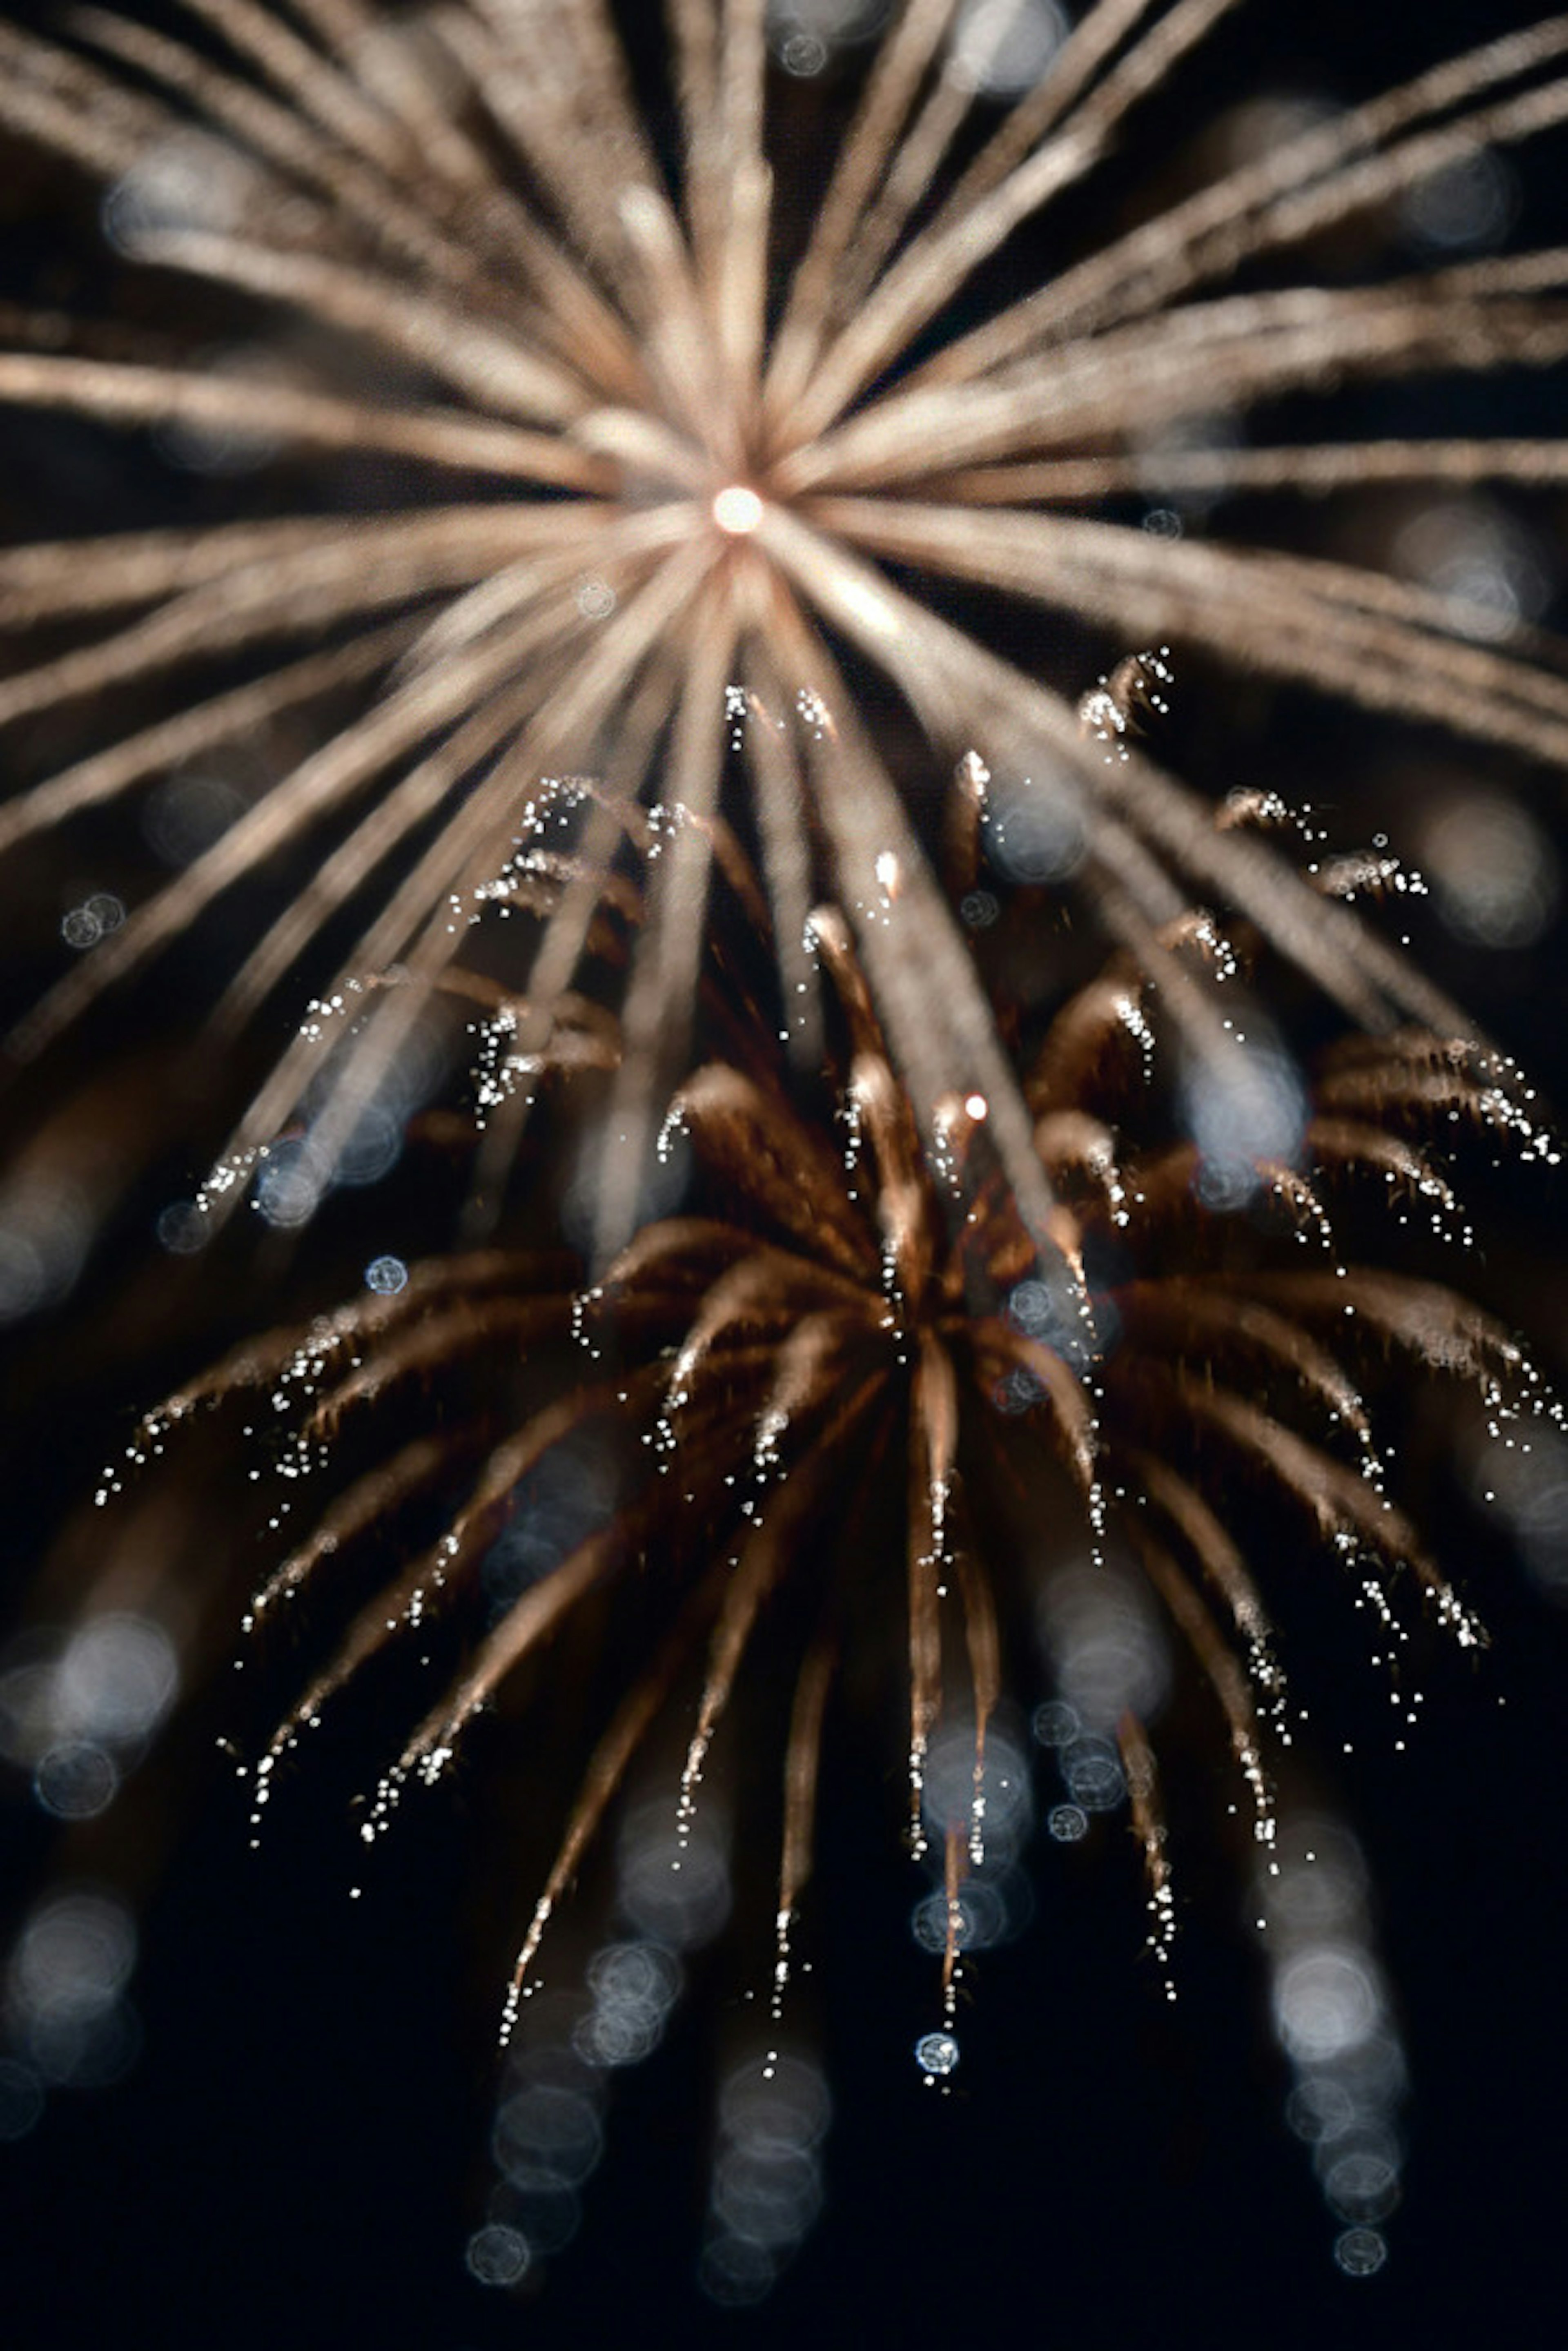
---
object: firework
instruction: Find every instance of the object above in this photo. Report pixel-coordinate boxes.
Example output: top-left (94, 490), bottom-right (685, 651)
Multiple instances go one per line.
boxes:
top-left (1, 0), bottom-right (1566, 2319)
top-left (53, 751), bottom-right (1546, 2294)
top-left (0, 0), bottom-right (1566, 1267)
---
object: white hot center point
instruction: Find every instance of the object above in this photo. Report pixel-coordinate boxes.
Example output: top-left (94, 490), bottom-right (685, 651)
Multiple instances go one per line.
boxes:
top-left (713, 484), bottom-right (764, 536)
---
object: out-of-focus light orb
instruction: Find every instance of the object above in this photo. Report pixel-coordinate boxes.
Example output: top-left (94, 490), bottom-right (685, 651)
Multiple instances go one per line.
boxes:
top-left (156, 1198), bottom-right (212, 1255)
top-left (465, 2221), bottom-right (531, 2288)
top-left (1333, 2225), bottom-right (1390, 2279)
top-left (1040, 1558), bottom-right (1169, 1734)
top-left (952, 0), bottom-right (1068, 96)
top-left (915, 2030), bottom-right (960, 2078)
top-left (986, 767), bottom-right (1086, 885)
top-left (701, 2053), bottom-right (828, 2303)
top-left (920, 1718), bottom-right (1033, 1857)
top-left (573, 1939), bottom-right (682, 2070)
top-left (617, 1800), bottom-right (731, 1952)
top-left (57, 1614), bottom-right (178, 1748)
top-left (1182, 1039), bottom-right (1305, 1208)
top-left (1401, 143), bottom-right (1517, 254)
top-left (33, 1741), bottom-right (118, 1821)
top-left (483, 1435), bottom-right (618, 1617)
top-left (143, 768), bottom-right (248, 867)
top-left (1060, 1734), bottom-right (1127, 1813)
top-left (1047, 1802), bottom-right (1089, 1843)
top-left (574, 574), bottom-right (616, 619)
top-left (1418, 793), bottom-right (1558, 952)
top-left (60, 892), bottom-right (125, 952)
top-left (1394, 497), bottom-right (1549, 642)
top-left (1274, 1946), bottom-right (1381, 2065)
top-left (0, 1183), bottom-right (89, 1323)
top-left (104, 129), bottom-right (257, 249)
top-left (493, 2077), bottom-right (603, 2193)
top-left (1321, 2142), bottom-right (1403, 2226)
top-left (1469, 1422), bottom-right (1568, 1600)
top-left (7, 1890), bottom-right (141, 2088)
top-left (766, 0), bottom-right (890, 76)
top-left (364, 1253), bottom-right (408, 1296)
top-left (0, 2057), bottom-right (43, 2142)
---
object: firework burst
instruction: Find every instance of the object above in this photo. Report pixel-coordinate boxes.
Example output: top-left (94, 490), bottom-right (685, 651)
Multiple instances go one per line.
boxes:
top-left (2, 0), bottom-right (1567, 2318)
top-left (0, 0), bottom-right (1566, 1264)
top-left (63, 738), bottom-right (1552, 2293)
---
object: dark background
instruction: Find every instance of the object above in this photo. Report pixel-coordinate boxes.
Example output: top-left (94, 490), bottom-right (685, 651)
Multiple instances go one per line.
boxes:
top-left (4, 2), bottom-right (1568, 2345)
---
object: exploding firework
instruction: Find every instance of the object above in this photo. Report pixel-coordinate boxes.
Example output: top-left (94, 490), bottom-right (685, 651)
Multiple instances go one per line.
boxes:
top-left (0, 0), bottom-right (1566, 1266)
top-left (54, 713), bottom-right (1557, 2295)
top-left (0, 0), bottom-right (1566, 2327)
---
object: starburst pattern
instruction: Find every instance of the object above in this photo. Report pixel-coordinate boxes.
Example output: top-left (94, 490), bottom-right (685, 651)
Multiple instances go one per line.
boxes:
top-left (75, 749), bottom-right (1554, 2290)
top-left (2, 0), bottom-right (1567, 2315)
top-left (1, 0), bottom-right (1567, 1263)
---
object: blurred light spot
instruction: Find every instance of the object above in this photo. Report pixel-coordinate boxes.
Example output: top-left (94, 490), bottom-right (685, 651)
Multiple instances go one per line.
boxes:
top-left (1274, 1947), bottom-right (1380, 2064)
top-left (960, 889), bottom-right (998, 929)
top-left (1401, 145), bottom-right (1517, 254)
top-left (0, 2058), bottom-right (43, 2142)
top-left (57, 1615), bottom-right (178, 1748)
top-left (493, 2079), bottom-right (603, 2193)
top-left (0, 1183), bottom-right (89, 1322)
top-left (0, 1615), bottom-right (178, 1786)
top-left (951, 0), bottom-right (1068, 96)
top-left (1470, 1423), bottom-right (1568, 1600)
top-left (496, 2179), bottom-right (579, 2255)
top-left (143, 770), bottom-right (247, 867)
top-left (1286, 2072), bottom-right (1359, 2145)
top-left (1031, 1698), bottom-right (1080, 1748)
top-left (1394, 498), bottom-right (1548, 642)
top-left (912, 1870), bottom-right (1032, 1953)
top-left (700, 2233), bottom-right (777, 2305)
top-left (1040, 1559), bottom-right (1169, 1732)
top-left (60, 893), bottom-right (125, 952)
top-left (563, 1121), bottom-right (690, 1255)
top-left (1418, 794), bottom-right (1557, 952)
top-left (721, 2052), bottom-right (830, 2153)
top-left (1334, 2226), bottom-right (1389, 2278)
top-left (365, 1254), bottom-right (408, 1296)
top-left (156, 1199), bottom-right (212, 1255)
top-left (483, 1436), bottom-right (618, 1617)
top-left (155, 346), bottom-right (289, 476)
top-left (1321, 2141), bottom-right (1402, 2225)
top-left (333, 1104), bottom-right (405, 1188)
top-left (767, 0), bottom-right (890, 76)
top-left (254, 1137), bottom-right (330, 1230)
top-left (7, 1891), bottom-right (140, 2088)
top-left (987, 769), bottom-right (1085, 884)
top-left (915, 2030), bottom-right (960, 2077)
top-left (1048, 1802), bottom-right (1089, 1843)
top-left (104, 131), bottom-right (258, 247)
top-left (1060, 1734), bottom-right (1127, 1812)
top-left (617, 1801), bottom-right (731, 1951)
top-left (921, 1720), bottom-right (1033, 1859)
top-left (574, 575), bottom-right (616, 618)
top-left (465, 2222), bottom-right (530, 2287)
top-left (1183, 1038), bottom-right (1305, 1208)
top-left (33, 1741), bottom-right (118, 1821)
top-left (1142, 506), bottom-right (1183, 539)
top-left (1258, 1818), bottom-right (1405, 2261)
top-left (573, 1939), bottom-right (682, 2070)
top-left (702, 2052), bottom-right (828, 2302)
